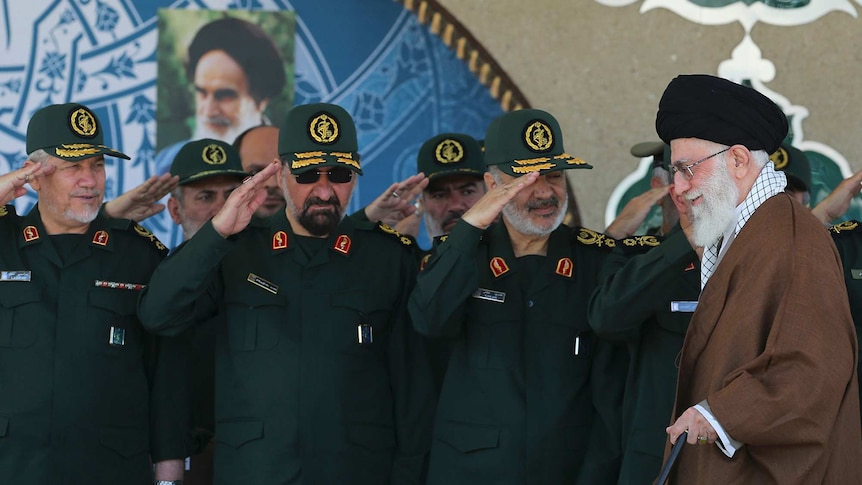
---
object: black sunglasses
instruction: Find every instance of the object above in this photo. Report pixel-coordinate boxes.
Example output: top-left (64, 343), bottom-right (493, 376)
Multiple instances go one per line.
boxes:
top-left (295, 167), bottom-right (353, 184)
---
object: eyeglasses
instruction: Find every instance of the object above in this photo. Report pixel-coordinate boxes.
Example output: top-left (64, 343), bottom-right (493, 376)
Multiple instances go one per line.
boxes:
top-left (294, 167), bottom-right (353, 184)
top-left (669, 147), bottom-right (730, 180)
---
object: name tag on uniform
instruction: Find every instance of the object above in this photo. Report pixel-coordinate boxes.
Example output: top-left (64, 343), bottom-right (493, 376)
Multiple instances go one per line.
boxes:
top-left (670, 301), bottom-right (698, 313)
top-left (851, 269), bottom-right (862, 280)
top-left (1, 271), bottom-right (31, 282)
top-left (109, 327), bottom-right (125, 346)
top-left (472, 288), bottom-right (506, 303)
top-left (247, 273), bottom-right (278, 295)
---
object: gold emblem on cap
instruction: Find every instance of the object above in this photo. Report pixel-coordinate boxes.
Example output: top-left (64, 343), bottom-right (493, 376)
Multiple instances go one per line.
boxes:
top-left (202, 144), bottom-right (227, 165)
top-left (769, 146), bottom-right (789, 170)
top-left (309, 114), bottom-right (339, 144)
top-left (435, 139), bottom-right (464, 164)
top-left (524, 121), bottom-right (553, 152)
top-left (70, 108), bottom-right (97, 137)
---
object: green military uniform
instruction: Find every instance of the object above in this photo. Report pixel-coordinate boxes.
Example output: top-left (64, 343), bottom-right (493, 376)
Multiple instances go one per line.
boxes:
top-left (588, 228), bottom-right (700, 484)
top-left (0, 103), bottom-right (187, 484)
top-left (138, 103), bottom-right (435, 485)
top-left (0, 209), bottom-right (186, 483)
top-left (829, 220), bottom-right (862, 421)
top-left (408, 109), bottom-right (626, 484)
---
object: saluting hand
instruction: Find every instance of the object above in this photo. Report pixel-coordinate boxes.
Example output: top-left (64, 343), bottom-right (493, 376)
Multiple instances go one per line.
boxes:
top-left (103, 172), bottom-right (180, 221)
top-left (462, 171), bottom-right (540, 230)
top-left (211, 161), bottom-right (281, 238)
top-left (364, 172), bottom-right (429, 226)
top-left (0, 161), bottom-right (55, 206)
top-left (811, 169), bottom-right (862, 225)
top-left (605, 185), bottom-right (669, 239)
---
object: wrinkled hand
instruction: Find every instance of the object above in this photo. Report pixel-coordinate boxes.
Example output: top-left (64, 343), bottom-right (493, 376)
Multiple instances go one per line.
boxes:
top-left (211, 162), bottom-right (281, 238)
top-left (462, 172), bottom-right (539, 229)
top-left (604, 185), bottom-right (669, 238)
top-left (667, 406), bottom-right (717, 446)
top-left (364, 173), bottom-right (428, 226)
top-left (811, 169), bottom-right (862, 225)
top-left (103, 173), bottom-right (179, 221)
top-left (0, 162), bottom-right (55, 206)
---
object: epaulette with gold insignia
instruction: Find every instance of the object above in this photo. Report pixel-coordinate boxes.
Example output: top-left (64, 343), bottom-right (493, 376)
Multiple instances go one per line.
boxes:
top-left (573, 227), bottom-right (616, 251)
top-left (376, 222), bottom-right (413, 247)
top-left (829, 220), bottom-right (861, 237)
top-left (0, 204), bottom-right (13, 218)
top-left (131, 223), bottom-right (169, 257)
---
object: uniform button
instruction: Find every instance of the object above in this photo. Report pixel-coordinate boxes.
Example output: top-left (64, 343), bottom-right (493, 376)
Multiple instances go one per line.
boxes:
top-left (528, 300), bottom-right (534, 308)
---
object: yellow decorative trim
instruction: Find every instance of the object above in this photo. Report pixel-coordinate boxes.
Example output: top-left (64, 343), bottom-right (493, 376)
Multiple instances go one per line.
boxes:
top-left (134, 224), bottom-right (167, 251)
top-left (291, 158), bottom-right (326, 170)
top-left (512, 163), bottom-right (555, 174)
top-left (337, 158), bottom-right (361, 170)
top-left (0, 206), bottom-right (8, 217)
top-left (577, 228), bottom-right (616, 248)
top-left (396, 0), bottom-right (530, 112)
top-left (514, 157), bottom-right (550, 165)
top-left (830, 220), bottom-right (860, 234)
top-left (295, 151), bottom-right (326, 159)
top-left (331, 152), bottom-right (354, 159)
top-left (621, 235), bottom-right (661, 247)
top-left (55, 145), bottom-right (101, 158)
top-left (70, 108), bottom-right (97, 136)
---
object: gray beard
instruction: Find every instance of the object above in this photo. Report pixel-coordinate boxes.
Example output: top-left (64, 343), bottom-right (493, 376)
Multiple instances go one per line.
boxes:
top-left (502, 195), bottom-right (568, 237)
top-left (688, 163), bottom-right (739, 247)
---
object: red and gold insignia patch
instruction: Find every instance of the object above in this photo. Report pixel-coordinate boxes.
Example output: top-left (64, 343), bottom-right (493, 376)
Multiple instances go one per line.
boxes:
top-left (23, 225), bottom-right (39, 242)
top-left (92, 230), bottom-right (109, 246)
top-left (272, 231), bottom-right (288, 250)
top-left (684, 262), bottom-right (696, 272)
top-left (333, 235), bottom-right (351, 254)
top-left (420, 253), bottom-right (431, 271)
top-left (490, 257), bottom-right (510, 278)
top-left (555, 257), bottom-right (573, 278)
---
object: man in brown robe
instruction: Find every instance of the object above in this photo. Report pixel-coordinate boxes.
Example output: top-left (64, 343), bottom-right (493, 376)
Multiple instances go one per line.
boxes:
top-left (656, 74), bottom-right (862, 483)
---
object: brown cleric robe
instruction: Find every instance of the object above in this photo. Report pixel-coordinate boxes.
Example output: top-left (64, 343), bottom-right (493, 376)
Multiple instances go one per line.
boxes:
top-left (667, 194), bottom-right (862, 484)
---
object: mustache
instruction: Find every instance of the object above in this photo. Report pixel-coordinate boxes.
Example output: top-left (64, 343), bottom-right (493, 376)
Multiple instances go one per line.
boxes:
top-left (526, 197), bottom-right (560, 210)
top-left (303, 196), bottom-right (340, 212)
top-left (203, 116), bottom-right (231, 127)
top-left (70, 190), bottom-right (102, 198)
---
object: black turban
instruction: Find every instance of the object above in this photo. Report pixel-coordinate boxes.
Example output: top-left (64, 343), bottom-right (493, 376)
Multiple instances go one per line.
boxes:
top-left (656, 75), bottom-right (788, 154)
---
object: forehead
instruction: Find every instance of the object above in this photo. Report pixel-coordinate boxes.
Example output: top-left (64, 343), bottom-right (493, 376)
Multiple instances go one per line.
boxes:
top-left (49, 155), bottom-right (105, 168)
top-left (194, 50), bottom-right (249, 88)
top-left (426, 174), bottom-right (483, 192)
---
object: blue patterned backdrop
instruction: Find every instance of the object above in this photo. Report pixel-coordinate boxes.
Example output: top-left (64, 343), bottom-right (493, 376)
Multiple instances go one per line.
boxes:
top-left (0, 0), bottom-right (504, 248)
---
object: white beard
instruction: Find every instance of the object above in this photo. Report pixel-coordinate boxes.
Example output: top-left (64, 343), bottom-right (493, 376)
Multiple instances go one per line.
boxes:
top-left (687, 161), bottom-right (739, 247)
top-left (502, 193), bottom-right (568, 237)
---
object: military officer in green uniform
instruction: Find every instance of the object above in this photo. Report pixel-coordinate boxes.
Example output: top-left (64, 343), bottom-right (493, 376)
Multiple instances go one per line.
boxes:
top-left (830, 221), bottom-right (862, 424)
top-left (0, 103), bottom-right (187, 484)
top-left (408, 109), bottom-right (626, 484)
top-left (138, 103), bottom-right (435, 485)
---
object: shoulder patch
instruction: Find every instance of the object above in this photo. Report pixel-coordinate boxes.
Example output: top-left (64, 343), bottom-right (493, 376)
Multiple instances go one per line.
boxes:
top-left (132, 223), bottom-right (169, 256)
top-left (574, 227), bottom-right (616, 251)
top-left (0, 205), bottom-right (8, 217)
top-left (829, 220), bottom-right (861, 237)
top-left (375, 222), bottom-right (413, 247)
top-left (620, 235), bottom-right (661, 247)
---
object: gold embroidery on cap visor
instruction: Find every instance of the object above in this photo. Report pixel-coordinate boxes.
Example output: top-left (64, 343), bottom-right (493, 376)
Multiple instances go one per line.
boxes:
top-left (202, 144), bottom-right (227, 165)
top-left (54, 144), bottom-right (105, 158)
top-left (70, 108), bottom-right (98, 137)
top-left (509, 153), bottom-right (587, 174)
top-left (290, 151), bottom-right (360, 171)
top-left (769, 146), bottom-right (789, 170)
top-left (524, 120), bottom-right (553, 152)
top-left (309, 114), bottom-right (339, 144)
top-left (435, 139), bottom-right (464, 164)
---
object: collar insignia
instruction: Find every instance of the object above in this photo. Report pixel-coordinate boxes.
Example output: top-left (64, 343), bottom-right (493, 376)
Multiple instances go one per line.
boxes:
top-left (684, 262), bottom-right (696, 272)
top-left (420, 253), bottom-right (431, 271)
top-left (23, 225), bottom-right (39, 242)
top-left (92, 230), bottom-right (109, 246)
top-left (309, 113), bottom-right (339, 144)
top-left (202, 144), bottom-right (227, 165)
top-left (273, 230), bottom-right (289, 250)
top-left (490, 256), bottom-right (510, 278)
top-left (555, 257), bottom-right (573, 278)
top-left (333, 234), bottom-right (352, 255)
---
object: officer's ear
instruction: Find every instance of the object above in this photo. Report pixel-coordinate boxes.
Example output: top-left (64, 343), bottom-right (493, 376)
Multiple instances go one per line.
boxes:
top-left (484, 171), bottom-right (497, 190)
top-left (23, 160), bottom-right (43, 192)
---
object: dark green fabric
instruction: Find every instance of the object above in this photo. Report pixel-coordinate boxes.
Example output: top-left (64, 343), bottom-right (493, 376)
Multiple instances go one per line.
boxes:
top-left (830, 221), bottom-right (862, 423)
top-left (588, 228), bottom-right (699, 484)
top-left (417, 133), bottom-right (485, 181)
top-left (0, 204), bottom-right (189, 484)
top-left (409, 219), bottom-right (625, 484)
top-left (26, 103), bottom-right (129, 160)
top-left (138, 213), bottom-right (435, 485)
top-left (278, 103), bottom-right (362, 175)
top-left (170, 138), bottom-right (248, 185)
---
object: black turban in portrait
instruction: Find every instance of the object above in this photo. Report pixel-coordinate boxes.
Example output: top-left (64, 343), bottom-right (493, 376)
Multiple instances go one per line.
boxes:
top-left (656, 75), bottom-right (788, 154)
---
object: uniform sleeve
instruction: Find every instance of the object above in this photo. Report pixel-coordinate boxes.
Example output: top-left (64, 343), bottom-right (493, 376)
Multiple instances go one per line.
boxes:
top-left (389, 247), bottom-right (436, 485)
top-left (588, 231), bottom-right (692, 340)
top-left (138, 220), bottom-right (231, 336)
top-left (408, 219), bottom-right (484, 339)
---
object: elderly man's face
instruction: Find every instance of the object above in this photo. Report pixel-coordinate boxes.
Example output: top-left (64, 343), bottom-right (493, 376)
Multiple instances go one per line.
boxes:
top-left (238, 126), bottom-right (283, 218)
top-left (671, 138), bottom-right (739, 246)
top-left (422, 175), bottom-right (486, 238)
top-left (168, 175), bottom-right (242, 240)
top-left (493, 169), bottom-right (568, 236)
top-left (27, 155), bottom-right (105, 234)
top-left (193, 50), bottom-right (264, 143)
top-left (279, 165), bottom-right (356, 237)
